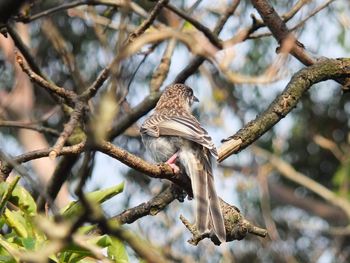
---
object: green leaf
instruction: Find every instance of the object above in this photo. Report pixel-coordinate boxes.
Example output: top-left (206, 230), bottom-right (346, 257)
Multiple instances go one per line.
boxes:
top-left (107, 236), bottom-right (129, 263)
top-left (0, 217), bottom-right (5, 228)
top-left (58, 234), bottom-right (129, 263)
top-left (59, 244), bottom-right (92, 263)
top-left (20, 237), bottom-right (36, 250)
top-left (183, 21), bottom-right (195, 31)
top-left (332, 161), bottom-right (350, 197)
top-left (0, 237), bottom-right (23, 262)
top-left (77, 224), bottom-right (97, 235)
top-left (0, 255), bottom-right (16, 263)
top-left (3, 209), bottom-right (28, 238)
top-left (61, 182), bottom-right (124, 219)
top-left (10, 184), bottom-right (37, 216)
top-left (0, 176), bottom-right (20, 213)
top-left (94, 234), bottom-right (111, 247)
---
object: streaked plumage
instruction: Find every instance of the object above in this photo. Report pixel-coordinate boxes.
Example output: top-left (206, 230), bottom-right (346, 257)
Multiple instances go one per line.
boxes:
top-left (140, 83), bottom-right (226, 243)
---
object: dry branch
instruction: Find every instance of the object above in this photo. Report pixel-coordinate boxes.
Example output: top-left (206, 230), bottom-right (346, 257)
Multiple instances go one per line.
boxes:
top-left (219, 58), bottom-right (350, 162)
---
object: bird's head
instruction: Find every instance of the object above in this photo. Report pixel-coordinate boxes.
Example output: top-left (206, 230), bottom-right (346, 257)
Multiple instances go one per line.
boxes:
top-left (156, 84), bottom-right (199, 112)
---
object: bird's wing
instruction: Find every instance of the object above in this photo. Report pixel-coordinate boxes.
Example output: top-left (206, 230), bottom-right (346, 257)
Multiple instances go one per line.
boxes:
top-left (142, 114), bottom-right (218, 159)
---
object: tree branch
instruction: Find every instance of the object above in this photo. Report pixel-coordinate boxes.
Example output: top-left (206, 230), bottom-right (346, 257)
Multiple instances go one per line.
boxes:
top-left (218, 58), bottom-right (350, 162)
top-left (180, 199), bottom-right (267, 245)
top-left (127, 0), bottom-right (169, 44)
top-left (96, 141), bottom-right (193, 195)
top-left (16, 53), bottom-right (76, 103)
top-left (251, 0), bottom-right (350, 90)
top-left (112, 185), bottom-right (178, 224)
top-left (165, 3), bottom-right (223, 49)
top-left (0, 120), bottom-right (60, 137)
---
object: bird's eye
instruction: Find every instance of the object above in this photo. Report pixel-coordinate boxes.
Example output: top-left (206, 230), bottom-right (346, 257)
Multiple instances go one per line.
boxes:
top-left (188, 88), bottom-right (193, 96)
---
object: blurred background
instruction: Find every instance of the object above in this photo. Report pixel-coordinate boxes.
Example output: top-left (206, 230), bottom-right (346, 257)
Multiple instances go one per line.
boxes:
top-left (1, 0), bottom-right (350, 262)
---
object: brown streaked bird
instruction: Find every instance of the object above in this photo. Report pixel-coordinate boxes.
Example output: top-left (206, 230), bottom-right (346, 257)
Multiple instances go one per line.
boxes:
top-left (140, 83), bottom-right (226, 243)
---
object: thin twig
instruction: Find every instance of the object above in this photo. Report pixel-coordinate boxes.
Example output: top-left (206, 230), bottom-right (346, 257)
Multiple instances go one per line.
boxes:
top-left (165, 3), bottom-right (223, 49)
top-left (17, 0), bottom-right (148, 23)
top-left (127, 0), bottom-right (169, 44)
top-left (16, 52), bottom-right (77, 103)
top-left (282, 0), bottom-right (311, 22)
top-left (41, 18), bottom-right (86, 92)
top-left (313, 134), bottom-right (345, 162)
top-left (0, 120), bottom-right (60, 136)
top-left (49, 102), bottom-right (85, 159)
top-left (174, 0), bottom-right (240, 83)
top-left (249, 0), bottom-right (335, 39)
top-left (289, 0), bottom-right (335, 31)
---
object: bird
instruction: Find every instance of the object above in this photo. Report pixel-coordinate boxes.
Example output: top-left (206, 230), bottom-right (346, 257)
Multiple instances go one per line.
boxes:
top-left (140, 83), bottom-right (226, 243)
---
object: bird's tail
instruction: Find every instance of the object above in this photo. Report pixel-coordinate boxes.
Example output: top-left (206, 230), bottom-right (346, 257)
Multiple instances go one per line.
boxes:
top-left (207, 168), bottom-right (226, 243)
top-left (179, 149), bottom-right (226, 243)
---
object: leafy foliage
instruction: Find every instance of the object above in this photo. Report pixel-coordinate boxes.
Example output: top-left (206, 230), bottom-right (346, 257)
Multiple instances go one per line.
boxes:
top-left (0, 180), bottom-right (128, 262)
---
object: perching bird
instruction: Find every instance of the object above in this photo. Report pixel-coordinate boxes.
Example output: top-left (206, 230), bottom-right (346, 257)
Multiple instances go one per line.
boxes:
top-left (140, 83), bottom-right (226, 243)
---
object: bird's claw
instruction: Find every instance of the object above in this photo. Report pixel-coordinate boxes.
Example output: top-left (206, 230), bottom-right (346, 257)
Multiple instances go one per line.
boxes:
top-left (168, 163), bottom-right (180, 174)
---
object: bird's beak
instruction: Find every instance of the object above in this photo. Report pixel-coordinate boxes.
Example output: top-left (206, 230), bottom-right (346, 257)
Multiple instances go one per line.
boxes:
top-left (193, 96), bottom-right (199, 103)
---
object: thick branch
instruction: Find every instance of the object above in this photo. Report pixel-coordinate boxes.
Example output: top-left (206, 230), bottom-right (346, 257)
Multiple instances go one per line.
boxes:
top-left (95, 141), bottom-right (192, 195)
top-left (112, 185), bottom-right (178, 224)
top-left (0, 142), bottom-right (85, 179)
top-left (219, 58), bottom-right (350, 162)
top-left (251, 0), bottom-right (314, 66)
top-left (112, 185), bottom-right (267, 246)
top-left (180, 199), bottom-right (267, 245)
top-left (251, 0), bottom-right (350, 90)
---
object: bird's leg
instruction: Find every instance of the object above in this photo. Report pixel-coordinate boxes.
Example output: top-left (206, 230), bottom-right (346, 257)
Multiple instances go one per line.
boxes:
top-left (167, 152), bottom-right (178, 164)
top-left (166, 152), bottom-right (180, 174)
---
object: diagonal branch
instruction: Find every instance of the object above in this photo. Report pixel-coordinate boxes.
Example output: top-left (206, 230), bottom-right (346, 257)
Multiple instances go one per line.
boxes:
top-left (16, 53), bottom-right (77, 103)
top-left (251, 0), bottom-right (315, 66)
top-left (218, 58), bottom-right (350, 162)
top-left (127, 0), bottom-right (169, 44)
top-left (96, 141), bottom-right (193, 195)
top-left (174, 0), bottom-right (240, 84)
top-left (165, 3), bottom-right (223, 49)
top-left (251, 0), bottom-right (350, 90)
top-left (112, 185), bottom-right (178, 224)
